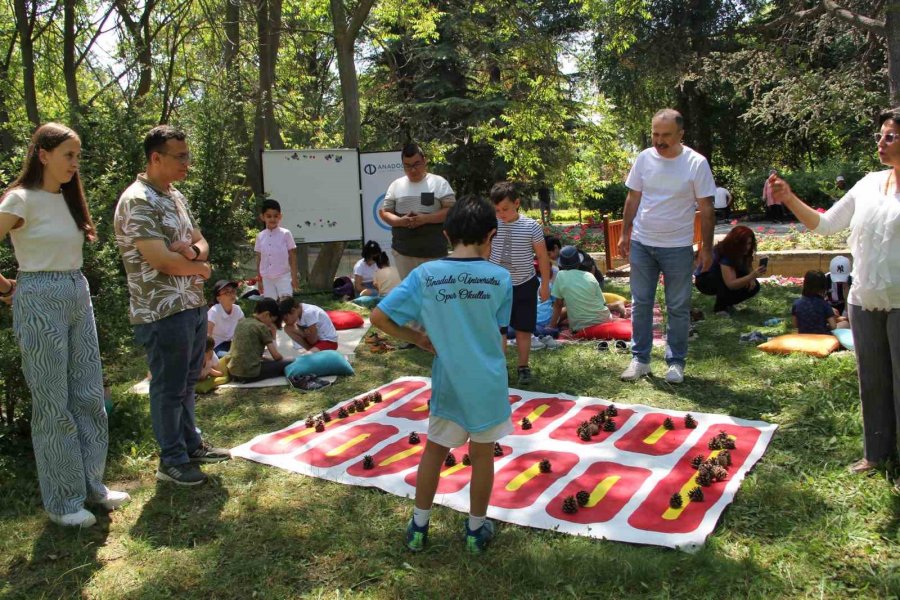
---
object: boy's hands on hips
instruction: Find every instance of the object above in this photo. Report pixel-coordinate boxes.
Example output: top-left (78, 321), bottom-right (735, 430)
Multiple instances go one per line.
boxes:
top-left (414, 331), bottom-right (436, 354)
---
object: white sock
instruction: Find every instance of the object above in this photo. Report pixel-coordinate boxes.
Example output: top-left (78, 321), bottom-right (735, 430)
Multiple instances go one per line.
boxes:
top-left (413, 507), bottom-right (431, 527)
top-left (468, 514), bottom-right (486, 531)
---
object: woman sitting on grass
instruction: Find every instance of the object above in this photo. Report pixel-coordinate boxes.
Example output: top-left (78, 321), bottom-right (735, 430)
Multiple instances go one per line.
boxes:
top-left (694, 225), bottom-right (766, 316)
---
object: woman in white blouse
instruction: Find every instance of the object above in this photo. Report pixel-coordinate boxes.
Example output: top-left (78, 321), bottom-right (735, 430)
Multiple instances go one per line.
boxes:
top-left (771, 108), bottom-right (900, 479)
top-left (0, 123), bottom-right (128, 527)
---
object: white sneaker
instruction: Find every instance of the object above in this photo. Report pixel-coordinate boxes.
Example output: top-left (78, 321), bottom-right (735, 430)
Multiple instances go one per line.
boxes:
top-left (620, 359), bottom-right (651, 381)
top-left (539, 335), bottom-right (560, 350)
top-left (93, 489), bottom-right (131, 511)
top-left (665, 364), bottom-right (685, 384)
top-left (529, 336), bottom-right (546, 350)
top-left (48, 508), bottom-right (97, 528)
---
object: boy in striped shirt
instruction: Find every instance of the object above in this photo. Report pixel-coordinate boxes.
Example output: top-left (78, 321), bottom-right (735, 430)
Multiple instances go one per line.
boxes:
top-left (489, 181), bottom-right (552, 384)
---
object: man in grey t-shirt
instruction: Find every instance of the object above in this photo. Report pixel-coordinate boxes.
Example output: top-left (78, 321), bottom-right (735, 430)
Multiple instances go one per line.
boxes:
top-left (378, 143), bottom-right (456, 280)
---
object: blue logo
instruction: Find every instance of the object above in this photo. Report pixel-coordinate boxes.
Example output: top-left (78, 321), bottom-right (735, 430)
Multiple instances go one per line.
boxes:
top-left (372, 193), bottom-right (390, 231)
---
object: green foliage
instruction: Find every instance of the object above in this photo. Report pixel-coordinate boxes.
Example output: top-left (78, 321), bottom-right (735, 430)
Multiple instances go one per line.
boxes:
top-left (756, 226), bottom-right (849, 252)
top-left (543, 222), bottom-right (605, 252)
top-left (584, 181), bottom-right (627, 217)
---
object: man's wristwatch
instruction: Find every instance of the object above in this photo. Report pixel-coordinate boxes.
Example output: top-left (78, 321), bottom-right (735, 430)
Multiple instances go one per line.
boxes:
top-left (190, 244), bottom-right (202, 260)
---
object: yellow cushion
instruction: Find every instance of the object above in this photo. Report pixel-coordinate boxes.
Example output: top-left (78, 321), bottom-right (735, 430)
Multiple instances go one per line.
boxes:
top-left (603, 292), bottom-right (627, 305)
top-left (757, 334), bottom-right (840, 358)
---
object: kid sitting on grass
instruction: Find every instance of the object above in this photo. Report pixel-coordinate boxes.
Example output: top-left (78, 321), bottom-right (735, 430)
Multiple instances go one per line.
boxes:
top-left (370, 195), bottom-right (513, 554)
top-left (208, 279), bottom-right (244, 357)
top-left (792, 270), bottom-right (849, 334)
top-left (196, 336), bottom-right (230, 394)
top-left (278, 296), bottom-right (339, 352)
top-left (489, 181), bottom-right (551, 385)
top-left (228, 298), bottom-right (293, 383)
top-left (548, 245), bottom-right (612, 333)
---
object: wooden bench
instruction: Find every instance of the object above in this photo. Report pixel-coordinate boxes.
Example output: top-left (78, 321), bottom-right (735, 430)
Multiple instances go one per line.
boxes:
top-left (602, 211), bottom-right (704, 277)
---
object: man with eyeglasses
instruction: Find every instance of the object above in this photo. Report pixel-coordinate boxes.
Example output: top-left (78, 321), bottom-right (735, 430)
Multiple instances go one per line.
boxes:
top-left (379, 143), bottom-right (456, 280)
top-left (114, 125), bottom-right (230, 487)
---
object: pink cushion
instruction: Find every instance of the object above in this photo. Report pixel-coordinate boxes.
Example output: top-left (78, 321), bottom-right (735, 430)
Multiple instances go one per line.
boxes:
top-left (573, 319), bottom-right (632, 340)
top-left (325, 310), bottom-right (365, 330)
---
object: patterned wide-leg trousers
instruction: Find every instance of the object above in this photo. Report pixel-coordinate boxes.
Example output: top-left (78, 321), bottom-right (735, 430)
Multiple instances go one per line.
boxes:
top-left (13, 270), bottom-right (109, 516)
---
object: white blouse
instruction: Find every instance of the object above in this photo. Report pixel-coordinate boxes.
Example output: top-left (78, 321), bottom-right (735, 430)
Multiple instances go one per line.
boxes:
top-left (0, 188), bottom-right (84, 271)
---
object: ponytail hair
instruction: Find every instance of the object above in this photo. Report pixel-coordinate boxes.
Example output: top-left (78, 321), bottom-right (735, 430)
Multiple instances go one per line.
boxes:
top-left (362, 240), bottom-right (382, 261)
top-left (375, 251), bottom-right (390, 269)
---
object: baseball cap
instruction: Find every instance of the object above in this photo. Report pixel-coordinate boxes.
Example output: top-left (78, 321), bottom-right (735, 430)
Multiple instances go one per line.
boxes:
top-left (558, 245), bottom-right (580, 270)
top-left (829, 256), bottom-right (851, 282)
top-left (835, 175), bottom-right (845, 182)
top-left (213, 279), bottom-right (239, 296)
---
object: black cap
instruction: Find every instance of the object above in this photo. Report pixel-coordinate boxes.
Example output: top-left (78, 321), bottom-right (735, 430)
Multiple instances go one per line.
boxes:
top-left (213, 280), bottom-right (238, 296)
top-left (558, 245), bottom-right (580, 270)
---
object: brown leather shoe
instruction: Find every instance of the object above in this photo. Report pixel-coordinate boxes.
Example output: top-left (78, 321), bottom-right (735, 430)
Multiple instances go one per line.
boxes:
top-left (847, 458), bottom-right (877, 474)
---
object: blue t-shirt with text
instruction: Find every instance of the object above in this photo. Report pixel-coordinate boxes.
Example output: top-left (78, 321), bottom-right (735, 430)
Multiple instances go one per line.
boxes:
top-left (378, 257), bottom-right (513, 432)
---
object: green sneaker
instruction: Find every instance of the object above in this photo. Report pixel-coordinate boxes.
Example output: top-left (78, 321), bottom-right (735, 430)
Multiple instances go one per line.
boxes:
top-left (405, 518), bottom-right (429, 552)
top-left (464, 519), bottom-right (495, 554)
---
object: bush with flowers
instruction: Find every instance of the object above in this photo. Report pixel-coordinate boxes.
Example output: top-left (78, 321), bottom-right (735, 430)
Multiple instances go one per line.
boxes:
top-left (755, 221), bottom-right (849, 251)
top-left (543, 222), bottom-right (605, 252)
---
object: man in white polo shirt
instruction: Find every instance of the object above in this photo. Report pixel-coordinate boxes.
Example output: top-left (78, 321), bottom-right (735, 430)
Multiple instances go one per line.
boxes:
top-left (617, 109), bottom-right (716, 384)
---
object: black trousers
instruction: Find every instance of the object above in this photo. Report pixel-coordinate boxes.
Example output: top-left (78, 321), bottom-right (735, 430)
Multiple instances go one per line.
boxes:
top-left (695, 270), bottom-right (760, 312)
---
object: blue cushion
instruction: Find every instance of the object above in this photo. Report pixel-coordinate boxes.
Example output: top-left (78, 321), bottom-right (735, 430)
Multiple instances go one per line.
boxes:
top-left (833, 328), bottom-right (854, 351)
top-left (285, 350), bottom-right (354, 378)
top-left (351, 295), bottom-right (382, 308)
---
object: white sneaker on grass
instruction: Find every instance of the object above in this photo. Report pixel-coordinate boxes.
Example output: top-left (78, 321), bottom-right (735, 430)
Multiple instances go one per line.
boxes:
top-left (92, 489), bottom-right (131, 511)
top-left (529, 336), bottom-right (546, 350)
top-left (620, 359), bottom-right (651, 381)
top-left (665, 364), bottom-right (685, 384)
top-left (48, 508), bottom-right (97, 528)
top-left (539, 335), bottom-right (560, 350)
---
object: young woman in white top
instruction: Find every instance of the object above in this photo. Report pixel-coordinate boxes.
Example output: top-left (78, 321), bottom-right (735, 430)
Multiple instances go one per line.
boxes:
top-left (0, 123), bottom-right (129, 527)
top-left (353, 240), bottom-right (382, 296)
top-left (770, 107), bottom-right (900, 480)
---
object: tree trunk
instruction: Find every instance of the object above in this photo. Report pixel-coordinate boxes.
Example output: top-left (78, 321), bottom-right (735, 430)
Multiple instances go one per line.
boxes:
top-left (63, 0), bottom-right (81, 122)
top-left (0, 36), bottom-right (16, 154)
top-left (223, 0), bottom-right (252, 206)
top-left (113, 0), bottom-right (155, 100)
top-left (13, 0), bottom-right (39, 126)
top-left (308, 0), bottom-right (376, 291)
top-left (887, 0), bottom-right (900, 104)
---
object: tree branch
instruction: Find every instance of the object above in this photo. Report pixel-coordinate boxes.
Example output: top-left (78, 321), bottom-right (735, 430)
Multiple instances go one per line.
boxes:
top-left (822, 0), bottom-right (885, 35)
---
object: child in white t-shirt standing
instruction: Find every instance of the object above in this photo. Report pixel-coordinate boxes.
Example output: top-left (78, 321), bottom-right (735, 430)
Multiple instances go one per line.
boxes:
top-left (207, 279), bottom-right (245, 356)
top-left (489, 181), bottom-right (551, 385)
top-left (255, 199), bottom-right (298, 299)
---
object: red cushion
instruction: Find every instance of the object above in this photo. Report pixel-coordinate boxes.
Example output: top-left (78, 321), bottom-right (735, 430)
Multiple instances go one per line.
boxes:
top-left (573, 319), bottom-right (632, 340)
top-left (325, 310), bottom-right (365, 330)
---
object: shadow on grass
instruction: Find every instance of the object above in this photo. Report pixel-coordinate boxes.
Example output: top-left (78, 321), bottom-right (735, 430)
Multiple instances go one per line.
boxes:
top-left (130, 477), bottom-right (230, 549)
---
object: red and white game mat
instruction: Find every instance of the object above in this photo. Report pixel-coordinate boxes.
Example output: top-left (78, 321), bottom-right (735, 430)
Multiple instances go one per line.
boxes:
top-left (231, 377), bottom-right (776, 550)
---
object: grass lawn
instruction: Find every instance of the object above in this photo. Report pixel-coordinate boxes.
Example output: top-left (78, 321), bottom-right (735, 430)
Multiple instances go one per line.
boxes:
top-left (1, 285), bottom-right (898, 599)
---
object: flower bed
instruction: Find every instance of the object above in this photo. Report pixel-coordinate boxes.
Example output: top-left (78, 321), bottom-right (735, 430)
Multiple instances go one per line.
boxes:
top-left (754, 225), bottom-right (848, 251)
top-left (543, 222), bottom-right (605, 252)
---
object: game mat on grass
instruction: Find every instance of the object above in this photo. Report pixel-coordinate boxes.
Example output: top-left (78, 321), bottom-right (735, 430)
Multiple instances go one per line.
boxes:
top-left (231, 377), bottom-right (776, 550)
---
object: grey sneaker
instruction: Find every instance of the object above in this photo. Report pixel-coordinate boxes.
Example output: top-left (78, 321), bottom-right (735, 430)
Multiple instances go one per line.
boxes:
top-left (517, 366), bottom-right (533, 385)
top-left (156, 461), bottom-right (208, 486)
top-left (188, 441), bottom-right (231, 463)
top-left (620, 359), bottom-right (651, 381)
top-left (665, 364), bottom-right (685, 384)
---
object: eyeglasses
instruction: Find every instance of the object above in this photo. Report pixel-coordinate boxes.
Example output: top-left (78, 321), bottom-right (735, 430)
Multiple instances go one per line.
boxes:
top-left (402, 160), bottom-right (425, 171)
top-left (873, 132), bottom-right (900, 144)
top-left (159, 151), bottom-right (192, 163)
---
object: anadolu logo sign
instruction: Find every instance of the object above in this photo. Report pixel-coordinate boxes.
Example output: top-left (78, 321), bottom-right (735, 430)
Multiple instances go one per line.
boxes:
top-left (362, 162), bottom-right (403, 175)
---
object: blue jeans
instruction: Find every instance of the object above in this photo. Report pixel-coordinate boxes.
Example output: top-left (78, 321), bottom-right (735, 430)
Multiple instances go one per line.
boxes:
top-left (629, 240), bottom-right (694, 367)
top-left (134, 306), bottom-right (208, 466)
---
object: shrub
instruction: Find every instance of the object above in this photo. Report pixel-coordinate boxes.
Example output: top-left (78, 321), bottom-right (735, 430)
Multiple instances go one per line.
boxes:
top-left (584, 182), bottom-right (627, 218)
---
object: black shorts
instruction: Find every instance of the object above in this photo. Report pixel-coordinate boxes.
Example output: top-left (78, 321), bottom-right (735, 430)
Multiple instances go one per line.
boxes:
top-left (510, 276), bottom-right (538, 333)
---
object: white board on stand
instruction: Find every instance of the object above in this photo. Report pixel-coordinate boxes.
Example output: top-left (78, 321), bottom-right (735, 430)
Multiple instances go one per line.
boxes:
top-left (261, 149), bottom-right (362, 243)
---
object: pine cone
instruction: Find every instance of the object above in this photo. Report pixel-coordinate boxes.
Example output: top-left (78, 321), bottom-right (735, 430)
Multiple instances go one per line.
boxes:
top-left (723, 437), bottom-right (736, 450)
top-left (362, 455), bottom-right (374, 470)
top-left (562, 496), bottom-right (578, 514)
top-left (408, 432), bottom-right (420, 445)
top-left (462, 453), bottom-right (471, 466)
top-left (576, 490), bottom-right (591, 507)
top-left (606, 404), bottom-right (618, 417)
top-left (588, 423), bottom-right (600, 436)
top-left (696, 470), bottom-right (713, 487)
top-left (590, 412), bottom-right (606, 426)
top-left (314, 420), bottom-right (325, 432)
top-left (493, 442), bottom-right (503, 457)
top-left (354, 398), bottom-right (366, 412)
top-left (717, 450), bottom-right (732, 467)
top-left (690, 455), bottom-right (704, 469)
top-left (346, 404), bottom-right (356, 414)
top-left (707, 437), bottom-right (722, 450)
top-left (337, 407), bottom-right (349, 419)
top-left (305, 416), bottom-right (315, 428)
top-left (663, 417), bottom-right (675, 430)
top-left (684, 414), bottom-right (697, 429)
top-left (372, 391), bottom-right (383, 403)
top-left (688, 486), bottom-right (704, 502)
top-left (579, 428), bottom-right (592, 442)
top-left (669, 492), bottom-right (683, 509)
top-left (539, 459), bottom-right (552, 473)
top-left (521, 417), bottom-right (533, 430)
top-left (320, 411), bottom-right (332, 423)
top-left (712, 465), bottom-right (728, 481)
top-left (603, 419), bottom-right (616, 432)
top-left (444, 452), bottom-right (457, 467)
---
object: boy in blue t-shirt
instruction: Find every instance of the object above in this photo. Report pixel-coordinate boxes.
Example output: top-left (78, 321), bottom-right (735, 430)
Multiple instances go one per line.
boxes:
top-left (371, 196), bottom-right (513, 554)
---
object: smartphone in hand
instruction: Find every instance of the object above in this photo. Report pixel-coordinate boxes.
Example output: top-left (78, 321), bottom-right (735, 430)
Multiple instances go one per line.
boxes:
top-left (759, 256), bottom-right (769, 271)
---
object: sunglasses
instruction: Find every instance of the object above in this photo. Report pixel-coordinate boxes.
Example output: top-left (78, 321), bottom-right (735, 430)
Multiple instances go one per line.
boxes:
top-left (873, 132), bottom-right (900, 144)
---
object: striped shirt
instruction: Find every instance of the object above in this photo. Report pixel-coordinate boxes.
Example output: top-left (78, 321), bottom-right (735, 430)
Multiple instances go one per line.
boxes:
top-left (489, 215), bottom-right (544, 285)
top-left (383, 173), bottom-right (455, 257)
